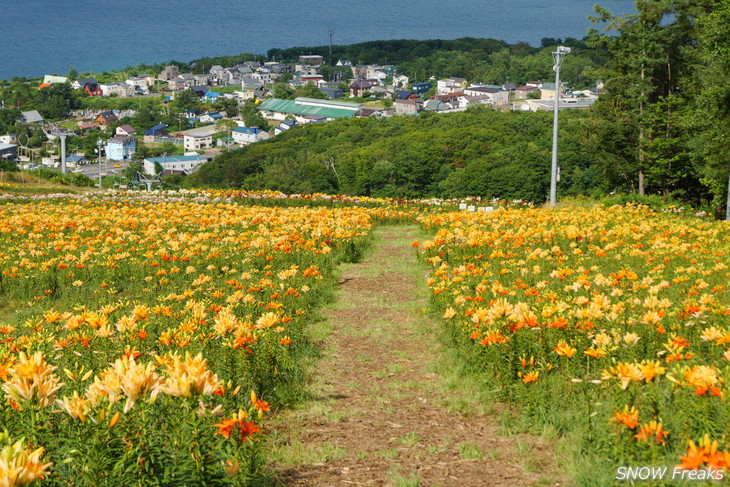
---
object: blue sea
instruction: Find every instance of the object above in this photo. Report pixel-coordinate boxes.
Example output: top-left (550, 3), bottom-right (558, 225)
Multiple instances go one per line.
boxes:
top-left (2, 0), bottom-right (635, 81)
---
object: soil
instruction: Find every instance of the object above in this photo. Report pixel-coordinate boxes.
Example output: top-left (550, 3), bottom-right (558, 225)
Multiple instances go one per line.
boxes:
top-left (270, 225), bottom-right (565, 487)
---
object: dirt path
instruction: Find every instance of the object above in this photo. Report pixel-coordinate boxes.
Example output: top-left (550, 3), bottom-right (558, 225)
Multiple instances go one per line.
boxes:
top-left (270, 225), bottom-right (564, 487)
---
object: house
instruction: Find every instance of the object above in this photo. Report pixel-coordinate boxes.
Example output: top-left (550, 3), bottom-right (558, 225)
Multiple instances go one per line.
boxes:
top-left (73, 78), bottom-right (103, 96)
top-left (42, 75), bottom-right (69, 85)
top-left (95, 111), bottom-right (119, 125)
top-left (433, 93), bottom-right (463, 107)
top-left (423, 99), bottom-right (447, 112)
top-left (257, 97), bottom-right (361, 122)
top-left (336, 59), bottom-right (352, 67)
top-left (540, 82), bottom-right (568, 100)
top-left (524, 98), bottom-right (596, 111)
top-left (65, 154), bottom-right (89, 165)
top-left (126, 77), bottom-right (150, 93)
top-left (0, 143), bottom-right (18, 161)
top-left (193, 74), bottom-right (211, 86)
top-left (167, 79), bottom-right (187, 91)
top-left (349, 79), bottom-right (373, 97)
top-left (105, 136), bottom-right (136, 161)
top-left (232, 126), bottom-right (271, 145)
top-left (299, 55), bottom-right (324, 65)
top-left (354, 108), bottom-right (384, 118)
top-left (273, 120), bottom-right (298, 135)
top-left (412, 82), bottom-right (432, 94)
top-left (394, 99), bottom-right (422, 115)
top-left (100, 82), bottom-right (134, 97)
top-left (143, 155), bottom-right (208, 175)
top-left (199, 112), bottom-right (223, 124)
top-left (526, 81), bottom-right (543, 88)
top-left (77, 122), bottom-right (101, 132)
top-left (209, 65), bottom-right (225, 84)
top-left (267, 63), bottom-right (291, 80)
top-left (217, 136), bottom-right (235, 148)
top-left (183, 133), bottom-right (213, 151)
top-left (514, 86), bottom-right (540, 99)
top-left (159, 65), bottom-right (180, 81)
top-left (301, 74), bottom-right (325, 84)
top-left (18, 110), bottom-right (44, 125)
top-left (202, 91), bottom-right (221, 103)
top-left (437, 78), bottom-right (467, 95)
top-left (0, 134), bottom-right (17, 144)
top-left (321, 87), bottom-right (343, 99)
top-left (393, 74), bottom-right (409, 88)
top-left (251, 70), bottom-right (272, 85)
top-left (463, 87), bottom-right (509, 106)
top-left (116, 125), bottom-right (136, 137)
top-left (189, 85), bottom-right (209, 97)
top-left (143, 124), bottom-right (168, 142)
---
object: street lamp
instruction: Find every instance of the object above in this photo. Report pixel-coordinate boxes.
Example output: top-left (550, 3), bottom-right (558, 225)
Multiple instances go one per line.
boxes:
top-left (549, 45), bottom-right (570, 207)
top-left (96, 139), bottom-right (103, 189)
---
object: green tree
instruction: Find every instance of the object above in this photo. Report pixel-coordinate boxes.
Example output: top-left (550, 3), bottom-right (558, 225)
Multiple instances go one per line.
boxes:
top-left (273, 84), bottom-right (295, 100)
top-left (295, 82), bottom-right (327, 99)
top-left (588, 1), bottom-right (683, 196)
top-left (240, 99), bottom-right (269, 131)
top-left (171, 89), bottom-right (201, 114)
top-left (684, 0), bottom-right (730, 216)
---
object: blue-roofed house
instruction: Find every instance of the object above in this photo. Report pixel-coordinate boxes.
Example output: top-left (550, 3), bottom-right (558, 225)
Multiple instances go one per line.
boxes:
top-left (66, 154), bottom-right (89, 165)
top-left (203, 91), bottom-right (221, 103)
top-left (274, 119), bottom-right (298, 135)
top-left (411, 82), bottom-right (432, 94)
top-left (395, 90), bottom-right (413, 100)
top-left (232, 126), bottom-right (271, 145)
top-left (199, 112), bottom-right (224, 124)
top-left (143, 124), bottom-right (168, 142)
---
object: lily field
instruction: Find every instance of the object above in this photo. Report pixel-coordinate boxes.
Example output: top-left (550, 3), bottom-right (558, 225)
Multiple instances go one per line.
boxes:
top-left (0, 187), bottom-right (728, 485)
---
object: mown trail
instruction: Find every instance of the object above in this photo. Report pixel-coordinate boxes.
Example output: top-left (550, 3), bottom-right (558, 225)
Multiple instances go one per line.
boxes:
top-left (270, 225), bottom-right (564, 486)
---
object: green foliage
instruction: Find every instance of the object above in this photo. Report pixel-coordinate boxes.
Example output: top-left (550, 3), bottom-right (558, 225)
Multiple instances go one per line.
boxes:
top-left (186, 107), bottom-right (601, 202)
top-left (29, 167), bottom-right (94, 186)
top-left (171, 89), bottom-right (202, 114)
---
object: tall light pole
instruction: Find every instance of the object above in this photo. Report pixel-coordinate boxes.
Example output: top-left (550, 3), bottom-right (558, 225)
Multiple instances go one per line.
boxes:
top-left (97, 139), bottom-right (103, 189)
top-left (549, 45), bottom-right (570, 207)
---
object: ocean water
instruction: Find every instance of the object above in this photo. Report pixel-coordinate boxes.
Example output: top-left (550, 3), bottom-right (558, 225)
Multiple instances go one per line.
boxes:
top-left (1, 0), bottom-right (635, 81)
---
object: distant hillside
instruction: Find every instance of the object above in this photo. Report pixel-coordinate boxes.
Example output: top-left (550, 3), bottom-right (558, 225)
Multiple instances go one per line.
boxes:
top-left (184, 107), bottom-right (600, 202)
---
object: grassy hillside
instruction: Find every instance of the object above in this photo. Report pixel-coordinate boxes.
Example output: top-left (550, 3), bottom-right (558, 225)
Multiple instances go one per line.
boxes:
top-left (185, 107), bottom-right (599, 202)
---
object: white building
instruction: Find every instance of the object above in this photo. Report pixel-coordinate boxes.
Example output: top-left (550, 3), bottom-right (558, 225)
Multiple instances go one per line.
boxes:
top-left (183, 134), bottom-right (213, 151)
top-left (143, 155), bottom-right (208, 175)
top-left (436, 77), bottom-right (467, 95)
top-left (463, 87), bottom-right (509, 106)
top-left (100, 82), bottom-right (134, 97)
top-left (232, 126), bottom-right (271, 145)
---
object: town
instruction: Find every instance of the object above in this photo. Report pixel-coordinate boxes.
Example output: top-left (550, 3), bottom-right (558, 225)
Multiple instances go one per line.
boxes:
top-left (0, 53), bottom-right (600, 188)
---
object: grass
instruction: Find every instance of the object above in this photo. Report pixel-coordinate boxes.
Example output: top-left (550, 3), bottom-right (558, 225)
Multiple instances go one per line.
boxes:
top-left (458, 442), bottom-right (484, 460)
top-left (395, 431), bottom-right (421, 448)
top-left (375, 449), bottom-right (399, 459)
top-left (269, 438), bottom-right (347, 466)
top-left (386, 470), bottom-right (422, 487)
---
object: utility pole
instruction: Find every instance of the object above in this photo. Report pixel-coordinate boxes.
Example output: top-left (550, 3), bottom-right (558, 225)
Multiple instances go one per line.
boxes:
top-left (328, 29), bottom-right (334, 58)
top-left (726, 165), bottom-right (730, 221)
top-left (549, 46), bottom-right (570, 207)
top-left (97, 138), bottom-right (103, 189)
